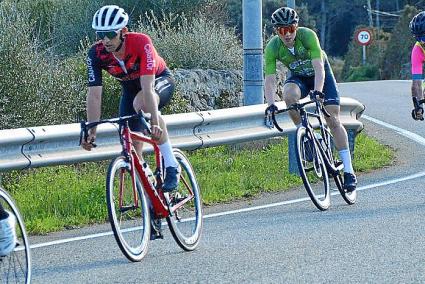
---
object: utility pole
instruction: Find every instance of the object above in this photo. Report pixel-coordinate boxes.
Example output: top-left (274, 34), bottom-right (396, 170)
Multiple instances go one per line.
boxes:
top-left (320, 0), bottom-right (327, 49)
top-left (242, 0), bottom-right (263, 105)
top-left (375, 0), bottom-right (380, 30)
top-left (287, 0), bottom-right (295, 8)
top-left (367, 0), bottom-right (373, 27)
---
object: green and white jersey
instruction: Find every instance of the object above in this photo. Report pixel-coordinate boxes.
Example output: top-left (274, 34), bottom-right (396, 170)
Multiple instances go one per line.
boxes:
top-left (264, 27), bottom-right (327, 77)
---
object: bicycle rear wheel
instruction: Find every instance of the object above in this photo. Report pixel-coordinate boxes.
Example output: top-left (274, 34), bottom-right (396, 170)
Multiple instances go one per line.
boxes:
top-left (106, 156), bottom-right (151, 262)
top-left (296, 127), bottom-right (331, 211)
top-left (0, 188), bottom-right (31, 284)
top-left (167, 149), bottom-right (203, 251)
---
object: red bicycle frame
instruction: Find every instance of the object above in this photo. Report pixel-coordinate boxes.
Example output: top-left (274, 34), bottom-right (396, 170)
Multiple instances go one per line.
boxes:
top-left (120, 124), bottom-right (194, 219)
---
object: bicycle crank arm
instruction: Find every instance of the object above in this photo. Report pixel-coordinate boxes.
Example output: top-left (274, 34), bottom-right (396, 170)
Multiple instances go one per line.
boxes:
top-left (120, 205), bottom-right (139, 213)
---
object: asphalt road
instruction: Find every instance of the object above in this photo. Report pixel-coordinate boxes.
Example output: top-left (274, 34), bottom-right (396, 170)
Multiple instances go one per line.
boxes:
top-left (28, 80), bottom-right (425, 283)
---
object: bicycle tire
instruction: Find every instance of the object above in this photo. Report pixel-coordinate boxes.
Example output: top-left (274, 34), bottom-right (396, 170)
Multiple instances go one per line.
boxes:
top-left (106, 156), bottom-right (151, 262)
top-left (167, 149), bottom-right (203, 251)
top-left (334, 172), bottom-right (357, 205)
top-left (296, 127), bottom-right (331, 211)
top-left (0, 188), bottom-right (31, 284)
top-left (321, 129), bottom-right (357, 205)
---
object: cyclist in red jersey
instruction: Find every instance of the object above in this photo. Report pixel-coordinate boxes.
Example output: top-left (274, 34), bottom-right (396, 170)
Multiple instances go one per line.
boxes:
top-left (410, 11), bottom-right (425, 120)
top-left (82, 5), bottom-right (180, 193)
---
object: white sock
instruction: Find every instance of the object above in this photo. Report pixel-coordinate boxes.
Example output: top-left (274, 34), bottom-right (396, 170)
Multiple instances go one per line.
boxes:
top-left (339, 149), bottom-right (354, 174)
top-left (159, 140), bottom-right (179, 168)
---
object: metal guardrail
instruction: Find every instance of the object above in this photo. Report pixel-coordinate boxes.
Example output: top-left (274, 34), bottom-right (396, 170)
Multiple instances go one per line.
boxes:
top-left (0, 97), bottom-right (365, 172)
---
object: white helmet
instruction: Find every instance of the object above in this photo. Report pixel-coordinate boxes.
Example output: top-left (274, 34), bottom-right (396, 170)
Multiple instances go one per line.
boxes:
top-left (92, 5), bottom-right (129, 31)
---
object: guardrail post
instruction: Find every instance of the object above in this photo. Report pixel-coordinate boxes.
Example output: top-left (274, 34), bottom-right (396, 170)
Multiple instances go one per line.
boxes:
top-left (288, 133), bottom-right (299, 175)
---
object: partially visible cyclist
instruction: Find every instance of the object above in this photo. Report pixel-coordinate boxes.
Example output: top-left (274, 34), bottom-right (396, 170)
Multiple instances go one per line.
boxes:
top-left (0, 204), bottom-right (17, 256)
top-left (81, 5), bottom-right (180, 192)
top-left (263, 7), bottom-right (357, 192)
top-left (409, 11), bottom-right (425, 120)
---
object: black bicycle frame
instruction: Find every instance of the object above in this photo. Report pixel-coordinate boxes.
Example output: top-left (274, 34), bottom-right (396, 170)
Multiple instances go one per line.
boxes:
top-left (272, 99), bottom-right (341, 176)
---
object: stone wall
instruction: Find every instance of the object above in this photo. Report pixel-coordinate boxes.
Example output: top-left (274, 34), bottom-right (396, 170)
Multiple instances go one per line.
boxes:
top-left (172, 69), bottom-right (243, 111)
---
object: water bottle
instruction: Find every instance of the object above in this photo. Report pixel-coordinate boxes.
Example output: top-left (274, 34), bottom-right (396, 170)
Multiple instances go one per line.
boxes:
top-left (142, 162), bottom-right (157, 187)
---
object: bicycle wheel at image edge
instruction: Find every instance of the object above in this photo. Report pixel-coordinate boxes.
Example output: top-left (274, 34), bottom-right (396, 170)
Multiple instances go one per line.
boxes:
top-left (295, 127), bottom-right (331, 211)
top-left (166, 149), bottom-right (203, 251)
top-left (0, 188), bottom-right (31, 284)
top-left (106, 156), bottom-right (151, 262)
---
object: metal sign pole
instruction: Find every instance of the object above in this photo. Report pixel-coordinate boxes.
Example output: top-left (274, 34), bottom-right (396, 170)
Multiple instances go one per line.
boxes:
top-left (362, 45), bottom-right (366, 65)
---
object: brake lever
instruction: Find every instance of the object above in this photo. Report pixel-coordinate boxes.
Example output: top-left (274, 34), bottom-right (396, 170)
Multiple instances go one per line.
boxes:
top-left (79, 121), bottom-right (88, 146)
top-left (138, 111), bottom-right (152, 135)
top-left (79, 121), bottom-right (98, 147)
top-left (264, 113), bottom-right (274, 129)
top-left (271, 111), bottom-right (284, 132)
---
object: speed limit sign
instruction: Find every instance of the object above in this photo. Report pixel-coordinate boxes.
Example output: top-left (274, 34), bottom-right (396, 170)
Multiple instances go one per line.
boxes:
top-left (355, 29), bottom-right (372, 46)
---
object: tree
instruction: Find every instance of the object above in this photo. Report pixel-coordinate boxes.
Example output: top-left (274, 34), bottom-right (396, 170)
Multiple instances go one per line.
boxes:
top-left (380, 5), bottom-right (418, 79)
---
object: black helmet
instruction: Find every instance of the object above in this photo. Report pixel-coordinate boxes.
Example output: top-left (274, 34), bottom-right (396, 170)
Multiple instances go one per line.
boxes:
top-left (271, 7), bottom-right (299, 27)
top-left (410, 11), bottom-right (425, 36)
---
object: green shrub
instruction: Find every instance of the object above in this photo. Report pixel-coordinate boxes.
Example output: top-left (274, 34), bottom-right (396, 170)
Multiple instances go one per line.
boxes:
top-left (0, 2), bottom-right (86, 129)
top-left (345, 64), bottom-right (379, 82)
top-left (381, 5), bottom-right (418, 80)
top-left (0, 1), bottom-right (243, 129)
top-left (341, 26), bottom-right (390, 81)
top-left (328, 57), bottom-right (344, 82)
top-left (137, 11), bottom-right (242, 70)
top-left (11, 0), bottom-right (104, 56)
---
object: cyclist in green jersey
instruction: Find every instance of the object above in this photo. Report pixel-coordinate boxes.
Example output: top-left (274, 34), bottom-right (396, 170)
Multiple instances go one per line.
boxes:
top-left (264, 7), bottom-right (357, 191)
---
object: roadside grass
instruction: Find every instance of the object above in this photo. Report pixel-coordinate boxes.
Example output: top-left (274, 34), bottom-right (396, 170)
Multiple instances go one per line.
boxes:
top-left (2, 133), bottom-right (393, 234)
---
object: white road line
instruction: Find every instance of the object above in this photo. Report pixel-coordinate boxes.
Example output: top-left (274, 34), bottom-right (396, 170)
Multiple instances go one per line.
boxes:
top-left (31, 115), bottom-right (425, 249)
top-left (363, 115), bottom-right (425, 146)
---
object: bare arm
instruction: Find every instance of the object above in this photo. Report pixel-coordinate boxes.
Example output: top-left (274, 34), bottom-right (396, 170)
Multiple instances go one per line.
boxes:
top-left (265, 74), bottom-right (277, 106)
top-left (81, 86), bottom-right (102, 151)
top-left (87, 86), bottom-right (102, 125)
top-left (312, 58), bottom-right (325, 92)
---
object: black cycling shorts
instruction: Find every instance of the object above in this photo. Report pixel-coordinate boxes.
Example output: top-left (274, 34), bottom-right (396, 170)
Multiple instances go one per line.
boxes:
top-left (119, 68), bottom-right (175, 131)
top-left (284, 59), bottom-right (340, 106)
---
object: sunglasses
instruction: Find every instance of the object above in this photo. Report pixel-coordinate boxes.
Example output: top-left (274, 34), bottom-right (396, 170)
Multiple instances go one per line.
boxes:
top-left (416, 35), bottom-right (425, 42)
top-left (96, 30), bottom-right (120, 40)
top-left (276, 25), bottom-right (297, 35)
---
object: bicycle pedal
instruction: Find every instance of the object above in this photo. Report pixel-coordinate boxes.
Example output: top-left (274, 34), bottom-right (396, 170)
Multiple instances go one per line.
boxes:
top-left (150, 232), bottom-right (164, 241)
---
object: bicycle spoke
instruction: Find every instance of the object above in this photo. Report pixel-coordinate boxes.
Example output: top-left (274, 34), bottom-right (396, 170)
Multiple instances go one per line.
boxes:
top-left (106, 157), bottom-right (151, 262)
top-left (296, 127), bottom-right (331, 211)
top-left (167, 149), bottom-right (203, 251)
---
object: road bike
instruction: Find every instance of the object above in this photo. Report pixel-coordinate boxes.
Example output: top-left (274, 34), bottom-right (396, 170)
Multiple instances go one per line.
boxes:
top-left (80, 112), bottom-right (203, 262)
top-left (0, 187), bottom-right (31, 283)
top-left (269, 94), bottom-right (357, 211)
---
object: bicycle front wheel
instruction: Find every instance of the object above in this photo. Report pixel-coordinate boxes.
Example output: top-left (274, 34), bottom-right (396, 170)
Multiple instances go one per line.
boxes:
top-left (167, 149), bottom-right (203, 251)
top-left (106, 156), bottom-right (151, 262)
top-left (0, 188), bottom-right (31, 284)
top-left (334, 173), bottom-right (357, 205)
top-left (296, 127), bottom-right (331, 211)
